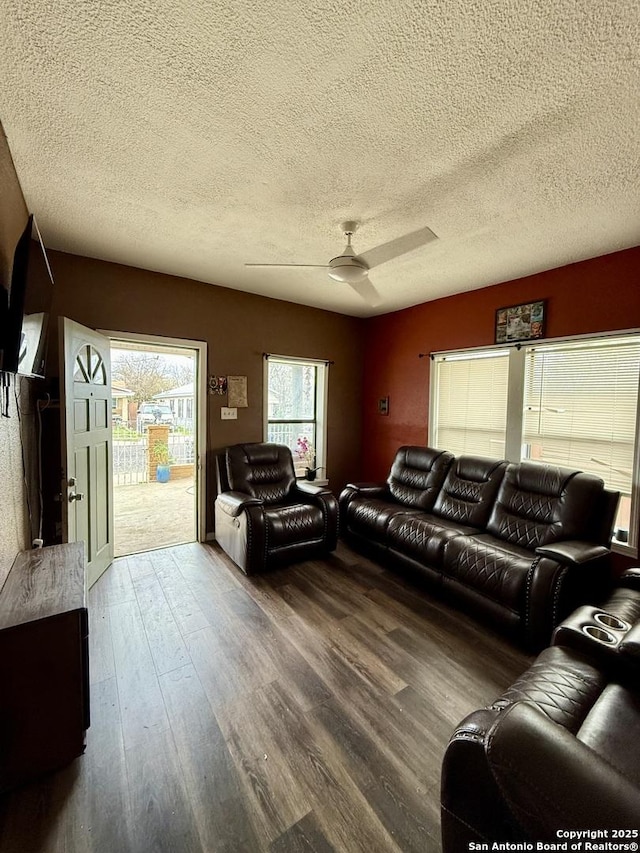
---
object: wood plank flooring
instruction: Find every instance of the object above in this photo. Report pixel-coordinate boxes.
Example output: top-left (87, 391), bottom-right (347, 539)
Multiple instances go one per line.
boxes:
top-left (0, 542), bottom-right (530, 852)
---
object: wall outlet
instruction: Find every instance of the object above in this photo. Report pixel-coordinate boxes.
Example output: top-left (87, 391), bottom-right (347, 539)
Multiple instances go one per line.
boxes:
top-left (221, 407), bottom-right (238, 420)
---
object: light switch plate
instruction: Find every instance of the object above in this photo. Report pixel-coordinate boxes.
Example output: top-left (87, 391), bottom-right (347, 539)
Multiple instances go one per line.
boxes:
top-left (221, 407), bottom-right (238, 420)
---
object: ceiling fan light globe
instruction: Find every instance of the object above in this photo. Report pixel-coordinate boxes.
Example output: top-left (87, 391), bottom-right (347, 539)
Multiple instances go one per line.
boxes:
top-left (328, 265), bottom-right (368, 283)
top-left (327, 255), bottom-right (369, 283)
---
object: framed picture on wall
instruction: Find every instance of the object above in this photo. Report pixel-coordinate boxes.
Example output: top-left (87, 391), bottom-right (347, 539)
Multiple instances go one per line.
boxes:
top-left (495, 300), bottom-right (546, 344)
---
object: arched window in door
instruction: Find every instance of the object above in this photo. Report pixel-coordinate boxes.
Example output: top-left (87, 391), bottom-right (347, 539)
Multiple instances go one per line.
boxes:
top-left (74, 344), bottom-right (107, 385)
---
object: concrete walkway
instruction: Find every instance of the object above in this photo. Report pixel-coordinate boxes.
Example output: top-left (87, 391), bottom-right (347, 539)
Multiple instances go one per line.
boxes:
top-left (114, 477), bottom-right (196, 557)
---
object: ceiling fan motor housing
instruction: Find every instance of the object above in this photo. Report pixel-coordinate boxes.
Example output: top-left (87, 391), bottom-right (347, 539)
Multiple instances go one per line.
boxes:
top-left (327, 254), bottom-right (369, 283)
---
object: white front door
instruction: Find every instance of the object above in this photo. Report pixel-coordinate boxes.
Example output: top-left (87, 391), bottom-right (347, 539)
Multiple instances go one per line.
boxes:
top-left (60, 318), bottom-right (114, 586)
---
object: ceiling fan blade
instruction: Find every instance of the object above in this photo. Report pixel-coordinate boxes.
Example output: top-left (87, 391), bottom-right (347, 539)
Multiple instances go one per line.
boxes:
top-left (245, 263), bottom-right (328, 269)
top-left (359, 226), bottom-right (438, 270)
top-left (348, 278), bottom-right (382, 307)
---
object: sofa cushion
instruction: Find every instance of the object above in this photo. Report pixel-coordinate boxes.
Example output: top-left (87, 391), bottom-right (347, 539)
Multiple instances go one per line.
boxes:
top-left (443, 533), bottom-right (534, 611)
top-left (387, 513), bottom-right (474, 568)
top-left (344, 496), bottom-right (419, 539)
top-left (486, 462), bottom-right (604, 549)
top-left (387, 446), bottom-right (454, 510)
top-left (264, 502), bottom-right (325, 548)
top-left (433, 455), bottom-right (507, 526)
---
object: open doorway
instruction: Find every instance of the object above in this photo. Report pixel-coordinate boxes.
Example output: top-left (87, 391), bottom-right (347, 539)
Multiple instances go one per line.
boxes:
top-left (107, 334), bottom-right (206, 557)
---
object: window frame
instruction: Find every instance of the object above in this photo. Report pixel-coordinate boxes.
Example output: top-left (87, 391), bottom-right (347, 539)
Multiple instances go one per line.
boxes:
top-left (263, 354), bottom-right (329, 479)
top-left (430, 329), bottom-right (640, 558)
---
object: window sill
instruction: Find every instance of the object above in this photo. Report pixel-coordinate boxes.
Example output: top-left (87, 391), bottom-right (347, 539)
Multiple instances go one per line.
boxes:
top-left (297, 478), bottom-right (329, 488)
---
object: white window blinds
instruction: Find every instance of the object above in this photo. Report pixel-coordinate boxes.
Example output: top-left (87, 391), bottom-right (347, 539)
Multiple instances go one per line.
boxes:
top-left (522, 337), bottom-right (640, 497)
top-left (433, 350), bottom-right (509, 457)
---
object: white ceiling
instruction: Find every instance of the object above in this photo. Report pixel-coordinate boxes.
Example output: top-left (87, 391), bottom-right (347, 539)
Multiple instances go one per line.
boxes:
top-left (1, 1), bottom-right (639, 317)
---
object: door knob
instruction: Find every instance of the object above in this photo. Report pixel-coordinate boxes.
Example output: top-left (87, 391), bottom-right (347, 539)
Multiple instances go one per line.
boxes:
top-left (69, 492), bottom-right (84, 503)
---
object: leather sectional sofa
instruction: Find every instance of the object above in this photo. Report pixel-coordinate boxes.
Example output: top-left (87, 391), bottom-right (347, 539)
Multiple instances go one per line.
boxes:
top-left (339, 446), bottom-right (619, 649)
top-left (441, 570), bottom-right (640, 845)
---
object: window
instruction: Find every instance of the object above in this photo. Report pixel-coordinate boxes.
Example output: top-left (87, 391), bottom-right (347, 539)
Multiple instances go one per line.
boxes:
top-left (431, 349), bottom-right (509, 457)
top-left (264, 356), bottom-right (328, 477)
top-left (431, 333), bottom-right (640, 553)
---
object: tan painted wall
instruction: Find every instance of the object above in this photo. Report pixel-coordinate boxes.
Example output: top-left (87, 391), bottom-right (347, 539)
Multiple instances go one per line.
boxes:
top-left (0, 126), bottom-right (32, 585)
top-left (48, 251), bottom-right (365, 535)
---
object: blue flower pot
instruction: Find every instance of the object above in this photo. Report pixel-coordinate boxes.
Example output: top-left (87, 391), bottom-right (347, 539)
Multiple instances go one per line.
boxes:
top-left (156, 465), bottom-right (171, 483)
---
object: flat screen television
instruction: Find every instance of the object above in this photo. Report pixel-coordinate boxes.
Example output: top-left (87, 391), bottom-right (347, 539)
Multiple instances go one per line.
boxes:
top-left (0, 214), bottom-right (54, 379)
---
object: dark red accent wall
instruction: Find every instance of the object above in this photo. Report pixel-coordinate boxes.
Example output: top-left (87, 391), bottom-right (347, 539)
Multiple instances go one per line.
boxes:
top-left (362, 247), bottom-right (640, 569)
top-left (363, 247), bottom-right (640, 476)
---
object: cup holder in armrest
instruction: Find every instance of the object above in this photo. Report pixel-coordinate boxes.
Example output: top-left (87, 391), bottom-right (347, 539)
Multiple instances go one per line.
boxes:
top-left (553, 606), bottom-right (640, 671)
top-left (582, 624), bottom-right (617, 645)
top-left (593, 611), bottom-right (630, 632)
top-left (552, 605), bottom-right (633, 661)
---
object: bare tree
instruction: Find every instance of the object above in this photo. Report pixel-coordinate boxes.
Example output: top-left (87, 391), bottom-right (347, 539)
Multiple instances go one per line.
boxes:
top-left (165, 360), bottom-right (194, 388)
top-left (112, 352), bottom-right (175, 404)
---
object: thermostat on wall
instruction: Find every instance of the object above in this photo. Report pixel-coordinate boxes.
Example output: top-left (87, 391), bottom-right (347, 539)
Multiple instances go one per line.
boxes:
top-left (221, 407), bottom-right (237, 420)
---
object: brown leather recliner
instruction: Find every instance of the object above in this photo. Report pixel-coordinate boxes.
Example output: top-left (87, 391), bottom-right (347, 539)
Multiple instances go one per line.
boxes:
top-left (440, 570), bottom-right (640, 848)
top-left (214, 442), bottom-right (338, 574)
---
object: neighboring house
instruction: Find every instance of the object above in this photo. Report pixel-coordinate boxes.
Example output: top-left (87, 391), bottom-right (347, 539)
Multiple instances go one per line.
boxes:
top-left (111, 383), bottom-right (135, 425)
top-left (152, 383), bottom-right (194, 429)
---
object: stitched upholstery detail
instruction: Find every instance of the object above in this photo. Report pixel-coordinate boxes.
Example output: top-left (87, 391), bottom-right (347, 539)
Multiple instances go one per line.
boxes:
top-left (346, 496), bottom-right (411, 538)
top-left (433, 456), bottom-right (507, 527)
top-left (496, 491), bottom-right (557, 550)
top-left (387, 446), bottom-right (453, 509)
top-left (348, 498), bottom-right (390, 525)
top-left (250, 463), bottom-right (285, 484)
top-left (445, 476), bottom-right (483, 504)
top-left (226, 442), bottom-right (296, 505)
top-left (487, 463), bottom-right (604, 548)
top-left (445, 536), bottom-right (532, 609)
top-left (387, 513), bottom-right (467, 565)
top-left (264, 503), bottom-right (324, 548)
top-left (491, 651), bottom-right (605, 732)
top-left (390, 515), bottom-right (442, 548)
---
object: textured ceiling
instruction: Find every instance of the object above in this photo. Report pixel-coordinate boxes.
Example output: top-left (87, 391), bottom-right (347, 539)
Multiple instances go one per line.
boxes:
top-left (1, 1), bottom-right (639, 317)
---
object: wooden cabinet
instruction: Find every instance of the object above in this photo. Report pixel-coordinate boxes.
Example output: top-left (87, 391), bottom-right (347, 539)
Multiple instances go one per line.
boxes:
top-left (0, 542), bottom-right (89, 792)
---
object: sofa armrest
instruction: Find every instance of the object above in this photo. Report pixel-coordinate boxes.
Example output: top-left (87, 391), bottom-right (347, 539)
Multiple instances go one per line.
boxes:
top-left (487, 702), bottom-right (640, 836)
top-left (441, 707), bottom-right (516, 850)
top-left (294, 482), bottom-right (332, 497)
top-left (620, 568), bottom-right (640, 590)
top-left (619, 621), bottom-right (640, 660)
top-left (535, 540), bottom-right (609, 564)
top-left (526, 548), bottom-right (613, 650)
top-left (292, 485), bottom-right (339, 551)
top-left (216, 491), bottom-right (263, 517)
top-left (342, 482), bottom-right (389, 498)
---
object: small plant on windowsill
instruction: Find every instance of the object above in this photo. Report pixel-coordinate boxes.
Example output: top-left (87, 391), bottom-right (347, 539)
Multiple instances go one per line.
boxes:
top-left (296, 436), bottom-right (322, 481)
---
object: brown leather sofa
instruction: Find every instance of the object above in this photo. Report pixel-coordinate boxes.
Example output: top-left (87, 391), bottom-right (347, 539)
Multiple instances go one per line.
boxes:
top-left (339, 446), bottom-right (619, 649)
top-left (215, 442), bottom-right (339, 574)
top-left (440, 570), bottom-right (640, 847)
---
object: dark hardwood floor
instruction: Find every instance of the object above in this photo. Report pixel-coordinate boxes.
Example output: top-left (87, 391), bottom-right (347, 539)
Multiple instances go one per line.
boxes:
top-left (0, 542), bottom-right (530, 852)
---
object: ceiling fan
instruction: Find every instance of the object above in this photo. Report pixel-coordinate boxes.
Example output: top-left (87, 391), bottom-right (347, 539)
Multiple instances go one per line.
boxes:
top-left (245, 221), bottom-right (438, 306)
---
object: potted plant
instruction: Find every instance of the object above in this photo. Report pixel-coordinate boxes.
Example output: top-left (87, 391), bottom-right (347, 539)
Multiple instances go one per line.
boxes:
top-left (295, 436), bottom-right (322, 481)
top-left (152, 440), bottom-right (172, 483)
